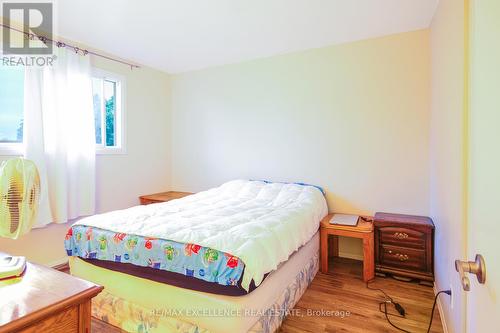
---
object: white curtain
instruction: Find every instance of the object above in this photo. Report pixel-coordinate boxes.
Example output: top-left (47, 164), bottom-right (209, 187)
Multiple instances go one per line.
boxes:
top-left (24, 48), bottom-right (96, 227)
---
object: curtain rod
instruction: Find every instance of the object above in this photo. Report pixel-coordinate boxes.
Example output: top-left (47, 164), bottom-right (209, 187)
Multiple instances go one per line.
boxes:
top-left (0, 23), bottom-right (140, 70)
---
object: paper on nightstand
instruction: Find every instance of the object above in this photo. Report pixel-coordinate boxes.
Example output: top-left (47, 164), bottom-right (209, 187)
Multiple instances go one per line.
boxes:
top-left (329, 214), bottom-right (359, 226)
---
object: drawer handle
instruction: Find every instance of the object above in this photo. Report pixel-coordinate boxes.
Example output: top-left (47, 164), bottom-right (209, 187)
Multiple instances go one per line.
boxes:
top-left (395, 253), bottom-right (409, 261)
top-left (394, 232), bottom-right (409, 239)
top-left (387, 250), bottom-right (409, 261)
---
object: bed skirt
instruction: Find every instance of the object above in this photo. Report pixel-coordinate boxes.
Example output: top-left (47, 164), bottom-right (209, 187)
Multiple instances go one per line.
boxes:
top-left (91, 252), bottom-right (319, 333)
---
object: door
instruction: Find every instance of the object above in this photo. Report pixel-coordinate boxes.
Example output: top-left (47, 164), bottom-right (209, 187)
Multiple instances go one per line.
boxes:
top-left (466, 0), bottom-right (500, 330)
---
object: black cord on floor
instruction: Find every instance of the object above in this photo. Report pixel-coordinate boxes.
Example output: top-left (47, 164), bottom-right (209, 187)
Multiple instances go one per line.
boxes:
top-left (366, 278), bottom-right (394, 303)
top-left (366, 279), bottom-right (451, 333)
top-left (380, 301), bottom-right (412, 333)
top-left (426, 290), bottom-right (451, 333)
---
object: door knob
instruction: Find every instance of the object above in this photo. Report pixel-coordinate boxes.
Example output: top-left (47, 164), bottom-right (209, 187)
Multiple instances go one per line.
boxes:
top-left (455, 254), bottom-right (486, 291)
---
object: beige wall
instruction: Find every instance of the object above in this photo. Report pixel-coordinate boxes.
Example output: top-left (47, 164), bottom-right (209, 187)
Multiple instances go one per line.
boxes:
top-left (1, 27), bottom-right (432, 265)
top-left (429, 1), bottom-right (467, 332)
top-left (91, 58), bottom-right (172, 214)
top-left (0, 43), bottom-right (172, 265)
top-left (171, 30), bottom-right (431, 258)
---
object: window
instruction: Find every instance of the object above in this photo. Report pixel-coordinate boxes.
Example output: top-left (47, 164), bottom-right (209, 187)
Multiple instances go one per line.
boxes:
top-left (92, 69), bottom-right (125, 154)
top-left (0, 66), bottom-right (125, 155)
top-left (0, 66), bottom-right (25, 154)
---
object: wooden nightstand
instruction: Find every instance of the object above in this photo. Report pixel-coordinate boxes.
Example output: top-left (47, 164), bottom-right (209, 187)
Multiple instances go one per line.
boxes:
top-left (139, 191), bottom-right (193, 205)
top-left (0, 259), bottom-right (103, 333)
top-left (374, 212), bottom-right (434, 284)
top-left (320, 213), bottom-right (375, 282)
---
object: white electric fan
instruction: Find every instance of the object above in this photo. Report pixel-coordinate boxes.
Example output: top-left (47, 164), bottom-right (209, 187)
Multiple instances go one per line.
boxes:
top-left (0, 158), bottom-right (41, 279)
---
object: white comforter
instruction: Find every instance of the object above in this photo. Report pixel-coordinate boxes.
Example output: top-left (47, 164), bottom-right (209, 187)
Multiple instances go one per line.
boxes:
top-left (73, 180), bottom-right (328, 290)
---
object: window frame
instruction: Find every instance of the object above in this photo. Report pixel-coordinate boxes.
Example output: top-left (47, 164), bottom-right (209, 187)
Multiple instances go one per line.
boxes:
top-left (0, 67), bottom-right (127, 156)
top-left (0, 62), bottom-right (24, 156)
top-left (92, 68), bottom-right (127, 155)
top-left (0, 142), bottom-right (23, 156)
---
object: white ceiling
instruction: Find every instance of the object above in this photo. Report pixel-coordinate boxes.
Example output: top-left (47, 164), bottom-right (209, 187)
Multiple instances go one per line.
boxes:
top-left (56, 0), bottom-right (438, 73)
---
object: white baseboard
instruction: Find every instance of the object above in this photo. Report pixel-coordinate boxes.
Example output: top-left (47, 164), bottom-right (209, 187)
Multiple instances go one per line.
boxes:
top-left (338, 252), bottom-right (364, 261)
top-left (434, 283), bottom-right (449, 333)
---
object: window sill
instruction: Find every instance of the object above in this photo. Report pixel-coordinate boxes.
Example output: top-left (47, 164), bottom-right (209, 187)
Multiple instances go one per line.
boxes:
top-left (1, 145), bottom-right (127, 156)
top-left (0, 144), bottom-right (24, 156)
top-left (96, 147), bottom-right (127, 155)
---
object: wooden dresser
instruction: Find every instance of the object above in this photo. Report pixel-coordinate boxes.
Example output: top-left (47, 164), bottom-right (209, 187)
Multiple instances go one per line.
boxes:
top-left (374, 212), bottom-right (434, 284)
top-left (0, 260), bottom-right (103, 333)
top-left (139, 191), bottom-right (193, 205)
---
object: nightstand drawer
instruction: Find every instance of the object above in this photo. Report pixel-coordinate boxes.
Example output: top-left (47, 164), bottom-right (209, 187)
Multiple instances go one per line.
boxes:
top-left (374, 212), bottom-right (434, 282)
top-left (379, 226), bottom-right (426, 249)
top-left (379, 245), bottom-right (426, 272)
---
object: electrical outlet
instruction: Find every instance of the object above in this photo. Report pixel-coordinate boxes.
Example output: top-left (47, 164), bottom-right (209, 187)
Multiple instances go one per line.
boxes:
top-left (449, 283), bottom-right (454, 310)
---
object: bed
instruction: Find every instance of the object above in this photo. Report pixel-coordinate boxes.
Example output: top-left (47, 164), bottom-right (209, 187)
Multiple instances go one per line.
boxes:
top-left (65, 179), bottom-right (328, 333)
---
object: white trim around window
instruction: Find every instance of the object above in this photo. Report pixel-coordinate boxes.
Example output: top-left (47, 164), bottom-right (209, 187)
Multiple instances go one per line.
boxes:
top-left (92, 68), bottom-right (127, 155)
top-left (0, 142), bottom-right (23, 156)
top-left (0, 58), bottom-right (24, 156)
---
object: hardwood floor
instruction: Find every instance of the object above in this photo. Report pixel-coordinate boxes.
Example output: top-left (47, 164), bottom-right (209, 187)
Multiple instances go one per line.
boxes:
top-left (278, 258), bottom-right (443, 333)
top-left (89, 258), bottom-right (443, 333)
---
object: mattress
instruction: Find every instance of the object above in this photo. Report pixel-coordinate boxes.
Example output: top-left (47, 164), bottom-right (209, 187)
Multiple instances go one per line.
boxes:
top-left (70, 232), bottom-right (320, 333)
top-left (65, 180), bottom-right (328, 292)
top-left (65, 225), bottom-right (248, 294)
top-left (80, 257), bottom-right (263, 296)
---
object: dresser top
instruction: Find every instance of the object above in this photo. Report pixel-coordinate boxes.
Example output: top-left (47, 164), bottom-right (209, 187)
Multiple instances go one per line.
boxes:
top-left (0, 257), bottom-right (102, 330)
top-left (374, 212), bottom-right (434, 227)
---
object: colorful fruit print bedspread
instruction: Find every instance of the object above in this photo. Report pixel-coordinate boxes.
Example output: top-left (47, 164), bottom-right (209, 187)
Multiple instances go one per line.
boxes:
top-left (64, 225), bottom-right (244, 287)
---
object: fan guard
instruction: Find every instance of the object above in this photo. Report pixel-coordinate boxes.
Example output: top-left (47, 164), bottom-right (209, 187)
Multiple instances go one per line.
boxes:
top-left (0, 158), bottom-right (40, 239)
